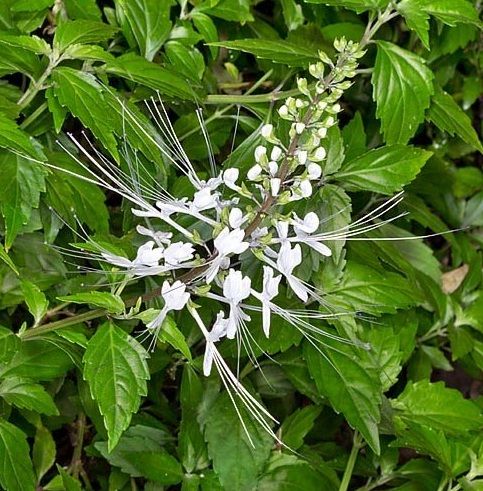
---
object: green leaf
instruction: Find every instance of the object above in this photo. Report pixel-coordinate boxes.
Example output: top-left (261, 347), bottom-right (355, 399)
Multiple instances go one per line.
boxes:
top-left (95, 425), bottom-right (183, 485)
top-left (51, 67), bottom-right (119, 160)
top-left (116, 0), bottom-right (172, 61)
top-left (58, 292), bottom-right (124, 313)
top-left (427, 87), bottom-right (483, 153)
top-left (323, 125), bottom-right (345, 175)
top-left (45, 87), bottom-right (68, 133)
top-left (281, 0), bottom-right (304, 31)
top-left (199, 0), bottom-right (254, 22)
top-left (342, 111), bottom-right (366, 162)
top-left (257, 454), bottom-right (338, 491)
top-left (209, 39), bottom-right (319, 67)
top-left (0, 376), bottom-right (58, 415)
top-left (0, 32), bottom-right (51, 55)
top-left (204, 391), bottom-right (272, 490)
top-left (0, 419), bottom-right (36, 491)
top-left (422, 0), bottom-right (481, 27)
top-left (0, 112), bottom-right (45, 159)
top-left (304, 338), bottom-right (382, 454)
top-left (398, 0), bottom-right (430, 49)
top-left (54, 19), bottom-right (118, 51)
top-left (326, 261), bottom-right (421, 315)
top-left (159, 317), bottom-right (192, 361)
top-left (57, 465), bottom-right (83, 491)
top-left (191, 12), bottom-right (218, 58)
top-left (0, 340), bottom-right (73, 381)
top-left (335, 145), bottom-right (432, 194)
top-left (280, 406), bottom-right (321, 450)
top-left (0, 152), bottom-right (47, 249)
top-left (0, 244), bottom-right (18, 274)
top-left (0, 44), bottom-right (42, 79)
top-left (20, 280), bottom-right (48, 325)
top-left (392, 380), bottom-right (483, 436)
top-left (33, 426), bottom-right (56, 483)
top-left (64, 0), bottom-right (102, 20)
top-left (303, 0), bottom-right (389, 11)
top-left (165, 42), bottom-right (205, 82)
top-left (83, 322), bottom-right (150, 451)
top-left (0, 327), bottom-right (20, 365)
top-left (105, 53), bottom-right (197, 100)
top-left (372, 41), bottom-right (434, 144)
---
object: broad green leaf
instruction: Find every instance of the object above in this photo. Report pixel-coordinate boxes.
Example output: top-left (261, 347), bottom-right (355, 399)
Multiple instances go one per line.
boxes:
top-left (372, 41), bottom-right (434, 144)
top-left (33, 426), bottom-right (56, 483)
top-left (323, 125), bottom-right (345, 175)
top-left (83, 322), bottom-right (150, 451)
top-left (159, 317), bottom-right (192, 361)
top-left (397, 0), bottom-right (430, 49)
top-left (257, 454), bottom-right (338, 491)
top-left (0, 152), bottom-right (47, 249)
top-left (52, 67), bottom-right (119, 159)
top-left (209, 39), bottom-right (318, 66)
top-left (335, 145), bottom-right (432, 194)
top-left (0, 340), bottom-right (73, 381)
top-left (326, 261), bottom-right (421, 315)
top-left (165, 42), bottom-right (205, 82)
top-left (105, 53), bottom-right (197, 100)
top-left (0, 44), bottom-right (42, 79)
top-left (304, 338), bottom-right (382, 454)
top-left (116, 0), bottom-right (172, 61)
top-left (63, 44), bottom-right (114, 62)
top-left (0, 327), bottom-right (20, 365)
top-left (199, 0), bottom-right (254, 22)
top-left (0, 32), bottom-right (50, 55)
top-left (45, 87), bottom-right (67, 133)
top-left (58, 292), bottom-right (124, 313)
top-left (20, 279), bottom-right (48, 325)
top-left (427, 88), bottom-right (483, 153)
top-left (0, 112), bottom-right (45, 159)
top-left (54, 19), bottom-right (118, 51)
top-left (0, 376), bottom-right (58, 415)
top-left (10, 0), bottom-right (53, 11)
top-left (95, 425), bottom-right (183, 485)
top-left (0, 419), bottom-right (36, 491)
top-left (280, 406), bottom-right (321, 450)
top-left (392, 380), bottom-right (483, 435)
top-left (281, 0), bottom-right (304, 31)
top-left (204, 391), bottom-right (272, 490)
top-left (303, 0), bottom-right (389, 11)
top-left (57, 465), bottom-right (83, 491)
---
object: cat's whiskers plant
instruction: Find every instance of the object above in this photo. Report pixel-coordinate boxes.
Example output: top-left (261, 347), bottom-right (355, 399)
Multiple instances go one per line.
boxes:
top-left (28, 36), bottom-right (439, 445)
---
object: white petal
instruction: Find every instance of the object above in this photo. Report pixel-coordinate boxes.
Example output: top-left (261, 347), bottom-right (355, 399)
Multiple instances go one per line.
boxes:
top-left (247, 164), bottom-right (262, 181)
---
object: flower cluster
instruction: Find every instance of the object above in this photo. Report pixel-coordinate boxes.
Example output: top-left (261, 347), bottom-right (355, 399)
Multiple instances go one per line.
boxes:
top-left (45, 38), bottom-right (400, 442)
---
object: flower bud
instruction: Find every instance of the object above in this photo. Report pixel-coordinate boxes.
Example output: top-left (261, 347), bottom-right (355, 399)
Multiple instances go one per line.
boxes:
top-left (271, 178), bottom-right (281, 196)
top-left (270, 146), bottom-right (282, 161)
top-left (278, 105), bottom-right (289, 118)
top-left (261, 124), bottom-right (274, 139)
top-left (247, 164), bottom-right (262, 180)
top-left (295, 122), bottom-right (305, 134)
top-left (297, 150), bottom-right (308, 165)
top-left (308, 163), bottom-right (322, 180)
top-left (268, 161), bottom-right (278, 176)
top-left (317, 127), bottom-right (328, 138)
top-left (254, 145), bottom-right (267, 163)
top-left (312, 147), bottom-right (326, 161)
top-left (297, 77), bottom-right (310, 96)
top-left (299, 179), bottom-right (312, 198)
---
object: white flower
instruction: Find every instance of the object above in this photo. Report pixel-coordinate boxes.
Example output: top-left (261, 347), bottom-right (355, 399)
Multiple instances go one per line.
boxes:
top-left (203, 311), bottom-right (229, 376)
top-left (293, 212), bottom-right (319, 235)
top-left (276, 221), bottom-right (289, 242)
top-left (312, 147), bottom-right (326, 161)
top-left (223, 168), bottom-right (240, 190)
top-left (261, 124), bottom-right (273, 139)
top-left (223, 269), bottom-right (251, 339)
top-left (164, 242), bottom-right (195, 266)
top-left (146, 280), bottom-right (190, 335)
top-left (271, 146), bottom-right (283, 161)
top-left (299, 179), bottom-right (312, 198)
top-left (229, 208), bottom-right (245, 228)
top-left (307, 163), bottom-right (322, 180)
top-left (133, 241), bottom-right (164, 267)
top-left (254, 145), bottom-right (267, 163)
top-left (247, 164), bottom-right (262, 181)
top-left (206, 228), bottom-right (249, 283)
top-left (271, 178), bottom-right (281, 196)
top-left (261, 266), bottom-right (281, 337)
top-left (276, 242), bottom-right (309, 301)
top-left (136, 225), bottom-right (172, 246)
top-left (192, 187), bottom-right (217, 212)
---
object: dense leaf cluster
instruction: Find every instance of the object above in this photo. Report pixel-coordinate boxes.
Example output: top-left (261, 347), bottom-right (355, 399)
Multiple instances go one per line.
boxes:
top-left (0, 0), bottom-right (481, 490)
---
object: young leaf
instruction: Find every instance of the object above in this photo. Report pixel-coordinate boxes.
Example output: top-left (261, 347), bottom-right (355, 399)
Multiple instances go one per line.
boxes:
top-left (105, 53), bottom-right (197, 100)
top-left (0, 327), bottom-right (20, 365)
top-left (335, 145), bottom-right (432, 194)
top-left (397, 0), bottom-right (430, 49)
top-left (0, 111), bottom-right (45, 159)
top-left (0, 419), bottom-right (36, 491)
top-left (342, 111), bottom-right (366, 161)
top-left (280, 0), bottom-right (304, 31)
top-left (191, 11), bottom-right (218, 58)
top-left (199, 0), bottom-right (254, 22)
top-left (58, 292), bottom-right (124, 313)
top-left (51, 67), bottom-right (119, 160)
top-left (0, 376), bottom-right (58, 415)
top-left (83, 322), bottom-right (150, 451)
top-left (116, 0), bottom-right (172, 61)
top-left (57, 465), bottom-right (83, 491)
top-left (372, 41), bottom-right (434, 144)
top-left (0, 152), bottom-right (47, 249)
top-left (280, 406), bottom-right (321, 450)
top-left (204, 391), bottom-right (272, 490)
top-left (0, 244), bottom-right (18, 274)
top-left (427, 88), bottom-right (483, 153)
top-left (209, 39), bottom-right (318, 67)
top-left (392, 380), bottom-right (483, 435)
top-left (303, 0), bottom-right (388, 11)
top-left (159, 317), bottom-right (192, 361)
top-left (304, 338), bottom-right (382, 454)
top-left (20, 280), bottom-right (48, 325)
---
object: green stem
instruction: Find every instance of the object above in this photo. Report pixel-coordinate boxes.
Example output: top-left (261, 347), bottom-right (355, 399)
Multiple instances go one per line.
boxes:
top-left (19, 101), bottom-right (48, 130)
top-left (204, 86), bottom-right (301, 105)
top-left (339, 431), bottom-right (363, 491)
